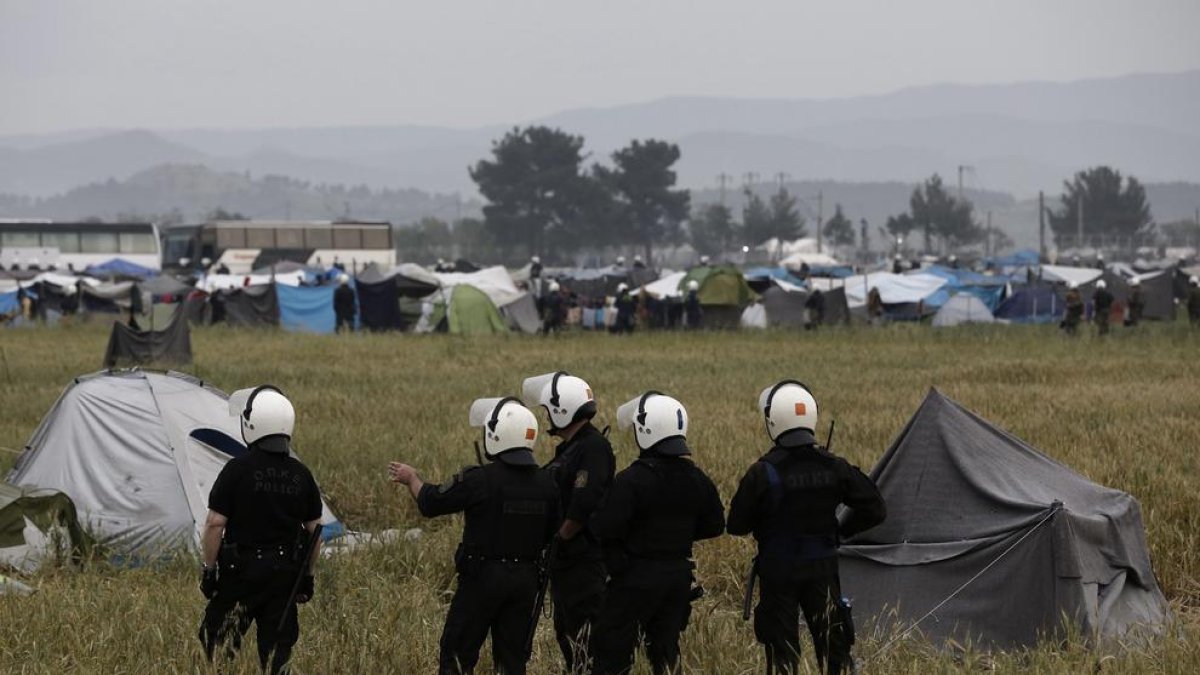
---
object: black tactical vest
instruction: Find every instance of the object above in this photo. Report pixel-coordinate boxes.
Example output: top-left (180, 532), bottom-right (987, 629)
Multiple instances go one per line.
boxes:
top-left (623, 456), bottom-right (709, 560)
top-left (757, 447), bottom-right (842, 559)
top-left (462, 463), bottom-right (558, 559)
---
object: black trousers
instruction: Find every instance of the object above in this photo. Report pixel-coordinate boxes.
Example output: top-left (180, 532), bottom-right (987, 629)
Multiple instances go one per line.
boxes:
top-left (199, 557), bottom-right (301, 675)
top-left (753, 562), bottom-right (850, 675)
top-left (591, 565), bottom-right (693, 675)
top-left (550, 556), bottom-right (606, 673)
top-left (440, 561), bottom-right (539, 675)
top-left (336, 312), bottom-right (354, 332)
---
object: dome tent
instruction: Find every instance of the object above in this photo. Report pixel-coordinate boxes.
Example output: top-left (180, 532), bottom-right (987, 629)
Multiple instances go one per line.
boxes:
top-left (840, 390), bottom-right (1167, 649)
top-left (931, 294), bottom-right (995, 327)
top-left (6, 370), bottom-right (344, 558)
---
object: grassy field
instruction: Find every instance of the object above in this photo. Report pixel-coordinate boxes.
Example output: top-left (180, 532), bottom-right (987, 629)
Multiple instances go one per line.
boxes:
top-left (1, 320), bottom-right (1198, 673)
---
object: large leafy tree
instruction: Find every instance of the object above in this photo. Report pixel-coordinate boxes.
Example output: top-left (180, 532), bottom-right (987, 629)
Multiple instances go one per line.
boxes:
top-left (1048, 166), bottom-right (1153, 248)
top-left (909, 174), bottom-right (983, 251)
top-left (601, 139), bottom-right (690, 261)
top-left (822, 204), bottom-right (856, 247)
top-left (689, 203), bottom-right (738, 257)
top-left (742, 188), bottom-right (806, 246)
top-left (469, 126), bottom-right (593, 259)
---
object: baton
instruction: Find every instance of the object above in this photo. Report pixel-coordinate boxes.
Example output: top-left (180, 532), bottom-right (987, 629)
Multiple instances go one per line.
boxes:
top-left (277, 524), bottom-right (323, 633)
top-left (741, 558), bottom-right (758, 621)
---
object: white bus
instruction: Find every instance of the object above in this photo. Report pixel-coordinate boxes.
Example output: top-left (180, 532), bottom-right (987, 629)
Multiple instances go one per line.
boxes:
top-left (0, 220), bottom-right (161, 272)
top-left (162, 220), bottom-right (396, 274)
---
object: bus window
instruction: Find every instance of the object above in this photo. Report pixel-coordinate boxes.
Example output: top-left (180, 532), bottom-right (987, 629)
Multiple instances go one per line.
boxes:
top-left (217, 228), bottom-right (246, 249)
top-left (246, 228), bottom-right (274, 248)
top-left (81, 231), bottom-right (120, 253)
top-left (332, 227), bottom-right (362, 249)
top-left (275, 228), bottom-right (305, 249)
top-left (305, 228), bottom-right (333, 249)
top-left (361, 228), bottom-right (390, 249)
top-left (119, 232), bottom-right (157, 254)
top-left (42, 231), bottom-right (81, 253)
top-left (1, 231), bottom-right (40, 247)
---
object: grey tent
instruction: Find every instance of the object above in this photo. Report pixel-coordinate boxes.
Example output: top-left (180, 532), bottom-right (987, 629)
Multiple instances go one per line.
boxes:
top-left (840, 390), bottom-right (1167, 648)
top-left (6, 371), bottom-right (344, 557)
top-left (761, 286), bottom-right (808, 328)
top-left (1, 482), bottom-right (86, 573)
top-left (103, 312), bottom-right (193, 367)
top-left (931, 294), bottom-right (995, 327)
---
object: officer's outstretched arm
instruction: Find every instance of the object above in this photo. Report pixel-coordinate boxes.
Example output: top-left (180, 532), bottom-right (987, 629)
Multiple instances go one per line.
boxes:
top-left (839, 463), bottom-right (887, 538)
top-left (201, 510), bottom-right (228, 568)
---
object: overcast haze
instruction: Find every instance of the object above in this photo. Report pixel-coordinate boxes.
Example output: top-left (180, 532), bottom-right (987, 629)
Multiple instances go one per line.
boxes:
top-left (3, 0), bottom-right (1199, 135)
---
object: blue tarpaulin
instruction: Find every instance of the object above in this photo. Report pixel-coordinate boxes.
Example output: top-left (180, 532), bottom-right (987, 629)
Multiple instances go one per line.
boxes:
top-left (994, 286), bottom-right (1062, 324)
top-left (0, 289), bottom-right (21, 316)
top-left (986, 249), bottom-right (1040, 268)
top-left (276, 284), bottom-right (336, 334)
top-left (915, 265), bottom-right (1008, 310)
top-left (85, 258), bottom-right (159, 279)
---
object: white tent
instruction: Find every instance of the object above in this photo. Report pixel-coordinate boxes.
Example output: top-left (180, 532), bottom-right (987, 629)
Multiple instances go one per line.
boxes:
top-left (432, 265), bottom-right (525, 308)
top-left (932, 294), bottom-right (996, 327)
top-left (1040, 265), bottom-right (1102, 287)
top-left (198, 270), bottom-right (306, 292)
top-left (635, 271), bottom-right (687, 299)
top-left (811, 272), bottom-right (947, 309)
top-left (7, 371), bottom-right (343, 556)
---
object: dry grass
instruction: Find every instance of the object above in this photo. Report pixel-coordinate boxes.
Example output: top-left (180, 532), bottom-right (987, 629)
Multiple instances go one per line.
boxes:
top-left (0, 320), bottom-right (1198, 673)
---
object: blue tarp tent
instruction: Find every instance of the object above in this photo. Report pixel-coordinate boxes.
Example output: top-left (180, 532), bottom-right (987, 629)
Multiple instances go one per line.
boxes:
top-left (994, 286), bottom-right (1062, 324)
top-left (0, 289), bottom-right (21, 316)
top-left (85, 258), bottom-right (158, 279)
top-left (987, 249), bottom-right (1040, 268)
top-left (916, 265), bottom-right (1008, 310)
top-left (276, 284), bottom-right (336, 334)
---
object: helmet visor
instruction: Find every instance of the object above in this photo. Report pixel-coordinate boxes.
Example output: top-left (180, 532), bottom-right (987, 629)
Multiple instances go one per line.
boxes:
top-left (616, 396), bottom-right (642, 431)
top-left (227, 388), bottom-right (256, 419)
top-left (520, 373), bottom-right (557, 408)
top-left (468, 397), bottom-right (505, 427)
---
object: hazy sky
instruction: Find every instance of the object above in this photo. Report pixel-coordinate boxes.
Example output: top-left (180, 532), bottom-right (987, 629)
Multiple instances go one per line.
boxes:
top-left (2, 0), bottom-right (1199, 135)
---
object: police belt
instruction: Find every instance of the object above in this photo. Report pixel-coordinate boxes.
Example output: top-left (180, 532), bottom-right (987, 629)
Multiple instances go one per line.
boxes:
top-left (233, 543), bottom-right (296, 560)
top-left (759, 534), bottom-right (837, 560)
top-left (462, 553), bottom-right (539, 564)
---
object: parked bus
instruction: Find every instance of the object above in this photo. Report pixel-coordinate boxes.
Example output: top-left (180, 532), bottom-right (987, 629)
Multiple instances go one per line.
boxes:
top-left (0, 220), bottom-right (161, 272)
top-left (162, 220), bottom-right (395, 274)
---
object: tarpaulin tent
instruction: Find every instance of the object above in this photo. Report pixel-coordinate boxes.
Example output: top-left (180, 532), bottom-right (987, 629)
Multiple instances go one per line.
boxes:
top-left (84, 258), bottom-right (158, 280)
top-left (0, 482), bottom-right (87, 573)
top-left (931, 294), bottom-right (996, 327)
top-left (1041, 264), bottom-right (1103, 288)
top-left (276, 284), bottom-right (336, 334)
top-left (681, 265), bottom-right (754, 306)
top-left (197, 271), bottom-right (305, 293)
top-left (500, 292), bottom-right (541, 334)
top-left (433, 265), bottom-right (524, 308)
top-left (812, 273), bottom-right (946, 310)
top-left (841, 390), bottom-right (1167, 648)
top-left (6, 371), bottom-right (344, 556)
top-left (427, 284), bottom-right (510, 335)
top-left (994, 286), bottom-right (1062, 324)
top-left (221, 284), bottom-right (280, 328)
top-left (916, 265), bottom-right (1008, 311)
top-left (103, 312), bottom-right (193, 367)
top-left (761, 285), bottom-right (808, 328)
top-left (355, 276), bottom-right (408, 331)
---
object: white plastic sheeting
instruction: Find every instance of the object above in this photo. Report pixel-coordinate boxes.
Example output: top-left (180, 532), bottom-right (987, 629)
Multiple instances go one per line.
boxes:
top-left (811, 272), bottom-right (947, 308)
top-left (635, 271), bottom-right (687, 299)
top-left (432, 265), bottom-right (524, 308)
top-left (932, 294), bottom-right (996, 327)
top-left (1040, 265), bottom-right (1103, 287)
top-left (740, 303), bottom-right (768, 329)
top-left (197, 271), bottom-right (306, 292)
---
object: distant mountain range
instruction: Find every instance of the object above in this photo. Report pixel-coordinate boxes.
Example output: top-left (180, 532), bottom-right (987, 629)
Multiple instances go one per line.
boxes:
top-left (1, 69), bottom-right (1198, 249)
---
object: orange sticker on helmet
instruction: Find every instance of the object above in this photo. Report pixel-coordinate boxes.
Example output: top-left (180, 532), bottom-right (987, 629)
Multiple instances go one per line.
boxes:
top-left (795, 402), bottom-right (807, 415)
top-left (525, 428), bottom-right (536, 440)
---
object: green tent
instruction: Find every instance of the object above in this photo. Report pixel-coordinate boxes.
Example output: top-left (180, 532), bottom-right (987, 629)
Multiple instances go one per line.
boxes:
top-left (680, 265), bottom-right (755, 306)
top-left (0, 482), bottom-right (87, 573)
top-left (429, 285), bottom-right (510, 335)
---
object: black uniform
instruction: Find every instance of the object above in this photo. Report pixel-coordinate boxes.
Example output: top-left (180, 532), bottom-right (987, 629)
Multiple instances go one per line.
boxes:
top-left (1188, 286), bottom-right (1200, 326)
top-left (804, 290), bottom-right (826, 330)
top-left (612, 293), bottom-right (636, 334)
top-left (419, 456), bottom-right (560, 675)
top-left (543, 292), bottom-right (566, 334)
top-left (684, 290), bottom-right (702, 330)
top-left (727, 430), bottom-right (886, 675)
top-left (543, 423), bottom-right (615, 672)
top-left (333, 284), bottom-right (357, 332)
top-left (199, 439), bottom-right (323, 674)
top-left (1126, 287), bottom-right (1144, 327)
top-left (1093, 287), bottom-right (1114, 335)
top-left (589, 447), bottom-right (725, 675)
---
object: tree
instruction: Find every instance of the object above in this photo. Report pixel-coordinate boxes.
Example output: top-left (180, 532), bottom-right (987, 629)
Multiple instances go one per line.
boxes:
top-left (822, 205), bottom-right (855, 247)
top-left (602, 139), bottom-right (690, 261)
top-left (206, 208), bottom-right (248, 221)
top-left (1048, 166), bottom-right (1153, 249)
top-left (395, 217), bottom-right (453, 262)
top-left (689, 203), bottom-right (738, 257)
top-left (741, 190), bottom-right (773, 247)
top-left (768, 189), bottom-right (806, 242)
top-left (469, 126), bottom-right (594, 260)
top-left (909, 174), bottom-right (983, 252)
top-left (884, 213), bottom-right (918, 246)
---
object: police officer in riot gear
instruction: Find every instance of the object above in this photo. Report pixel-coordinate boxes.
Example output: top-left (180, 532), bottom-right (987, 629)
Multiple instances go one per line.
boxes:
top-left (728, 381), bottom-right (885, 675)
top-left (389, 397), bottom-right (560, 675)
top-left (589, 392), bottom-right (726, 675)
top-left (521, 372), bottom-right (615, 673)
top-left (199, 385), bottom-right (324, 675)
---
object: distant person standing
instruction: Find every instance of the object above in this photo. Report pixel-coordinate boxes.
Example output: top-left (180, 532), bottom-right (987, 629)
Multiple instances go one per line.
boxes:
top-left (1062, 282), bottom-right (1083, 336)
top-left (804, 289), bottom-right (826, 330)
top-left (1092, 280), bottom-right (1114, 336)
top-left (1187, 276), bottom-right (1200, 327)
top-left (543, 281), bottom-right (566, 334)
top-left (612, 283), bottom-right (636, 334)
top-left (632, 254), bottom-right (647, 270)
top-left (866, 287), bottom-right (884, 326)
top-left (334, 274), bottom-right (356, 333)
top-left (529, 255), bottom-right (543, 280)
top-left (684, 280), bottom-right (702, 330)
top-left (891, 255), bottom-right (903, 274)
top-left (1125, 277), bottom-right (1145, 327)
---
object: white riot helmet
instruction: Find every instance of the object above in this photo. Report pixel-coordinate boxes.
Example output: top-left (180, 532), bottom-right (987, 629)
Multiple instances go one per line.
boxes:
top-left (759, 380), bottom-right (818, 444)
top-left (201, 257), bottom-right (212, 267)
top-left (548, 280), bottom-right (561, 293)
top-left (338, 274), bottom-right (350, 285)
top-left (1130, 277), bottom-right (1141, 287)
top-left (522, 371), bottom-right (597, 432)
top-left (617, 391), bottom-right (689, 456)
top-left (228, 385), bottom-right (295, 448)
top-left (468, 397), bottom-right (538, 464)
top-left (687, 280), bottom-right (699, 291)
top-left (64, 283), bottom-right (78, 295)
top-left (1068, 281), bottom-right (1078, 290)
top-left (699, 255), bottom-right (710, 265)
top-left (634, 254), bottom-right (643, 263)
top-left (616, 282), bottom-right (629, 294)
top-left (617, 256), bottom-right (626, 266)
top-left (1096, 280), bottom-right (1107, 290)
top-left (1190, 276), bottom-right (1199, 286)
top-left (531, 255), bottom-right (541, 264)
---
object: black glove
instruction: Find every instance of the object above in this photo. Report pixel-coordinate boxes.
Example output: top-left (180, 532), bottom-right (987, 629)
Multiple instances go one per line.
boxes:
top-left (296, 574), bottom-right (314, 604)
top-left (200, 566), bottom-right (219, 599)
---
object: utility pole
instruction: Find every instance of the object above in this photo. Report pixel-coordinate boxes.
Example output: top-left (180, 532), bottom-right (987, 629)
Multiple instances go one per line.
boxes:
top-left (743, 172), bottom-right (759, 189)
top-left (957, 165), bottom-right (974, 202)
top-left (716, 173), bottom-right (733, 206)
top-left (1077, 191), bottom-right (1084, 252)
top-left (986, 210), bottom-right (993, 257)
top-left (774, 172), bottom-right (790, 191)
top-left (1038, 191), bottom-right (1046, 260)
top-left (816, 190), bottom-right (824, 253)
